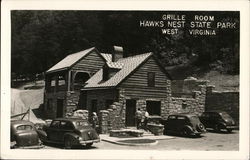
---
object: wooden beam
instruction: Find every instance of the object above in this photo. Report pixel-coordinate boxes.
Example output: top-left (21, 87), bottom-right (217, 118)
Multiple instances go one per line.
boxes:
top-left (68, 71), bottom-right (71, 91)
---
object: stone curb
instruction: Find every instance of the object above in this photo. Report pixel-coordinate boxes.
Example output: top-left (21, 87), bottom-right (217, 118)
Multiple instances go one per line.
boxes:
top-left (101, 138), bottom-right (159, 146)
top-left (100, 134), bottom-right (175, 146)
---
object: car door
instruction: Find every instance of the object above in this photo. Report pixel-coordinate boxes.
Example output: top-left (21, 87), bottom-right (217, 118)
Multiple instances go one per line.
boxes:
top-left (176, 116), bottom-right (186, 132)
top-left (46, 120), bottom-right (61, 142)
top-left (58, 121), bottom-right (75, 142)
top-left (211, 112), bottom-right (221, 127)
top-left (165, 115), bottom-right (176, 132)
top-left (200, 113), bottom-right (210, 127)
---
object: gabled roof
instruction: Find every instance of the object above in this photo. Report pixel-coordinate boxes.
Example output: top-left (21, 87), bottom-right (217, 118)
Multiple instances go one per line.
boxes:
top-left (46, 47), bottom-right (97, 73)
top-left (83, 52), bottom-right (153, 89)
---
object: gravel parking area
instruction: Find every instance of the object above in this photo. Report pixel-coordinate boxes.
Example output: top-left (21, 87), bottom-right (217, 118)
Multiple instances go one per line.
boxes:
top-left (43, 130), bottom-right (239, 150)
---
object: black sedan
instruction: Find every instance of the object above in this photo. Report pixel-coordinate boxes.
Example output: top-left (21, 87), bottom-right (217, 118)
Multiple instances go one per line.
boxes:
top-left (11, 120), bottom-right (43, 149)
top-left (162, 114), bottom-right (206, 137)
top-left (37, 118), bottom-right (100, 149)
top-left (199, 111), bottom-right (238, 133)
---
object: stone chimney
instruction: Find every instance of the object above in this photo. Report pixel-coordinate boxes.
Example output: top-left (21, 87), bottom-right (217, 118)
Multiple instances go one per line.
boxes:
top-left (112, 46), bottom-right (123, 62)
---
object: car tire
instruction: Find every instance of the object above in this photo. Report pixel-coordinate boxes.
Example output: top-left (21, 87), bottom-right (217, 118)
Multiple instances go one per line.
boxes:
top-left (86, 143), bottom-right (93, 148)
top-left (227, 129), bottom-right (233, 133)
top-left (214, 124), bottom-right (222, 133)
top-left (64, 137), bottom-right (73, 149)
top-left (181, 128), bottom-right (191, 137)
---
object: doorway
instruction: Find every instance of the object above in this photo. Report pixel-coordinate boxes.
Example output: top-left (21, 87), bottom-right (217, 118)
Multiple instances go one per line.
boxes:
top-left (56, 99), bottom-right (64, 118)
top-left (91, 99), bottom-right (98, 113)
top-left (125, 99), bottom-right (136, 127)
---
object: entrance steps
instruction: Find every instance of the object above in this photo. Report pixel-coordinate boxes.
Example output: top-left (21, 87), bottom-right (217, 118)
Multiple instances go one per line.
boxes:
top-left (125, 127), bottom-right (154, 137)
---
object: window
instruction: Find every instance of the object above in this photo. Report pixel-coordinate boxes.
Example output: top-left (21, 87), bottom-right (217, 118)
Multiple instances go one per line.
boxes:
top-left (168, 115), bottom-right (176, 119)
top-left (177, 116), bottom-right (185, 120)
top-left (147, 72), bottom-right (155, 87)
top-left (60, 121), bottom-right (74, 130)
top-left (16, 125), bottom-right (33, 131)
top-left (211, 113), bottom-right (220, 119)
top-left (50, 120), bottom-right (60, 128)
top-left (58, 75), bottom-right (66, 86)
top-left (201, 113), bottom-right (209, 118)
top-left (47, 99), bottom-right (53, 110)
top-left (51, 79), bottom-right (56, 86)
top-left (146, 101), bottom-right (161, 116)
top-left (75, 121), bottom-right (90, 127)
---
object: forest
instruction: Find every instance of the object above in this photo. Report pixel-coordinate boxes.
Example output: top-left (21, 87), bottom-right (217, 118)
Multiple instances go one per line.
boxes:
top-left (11, 11), bottom-right (239, 81)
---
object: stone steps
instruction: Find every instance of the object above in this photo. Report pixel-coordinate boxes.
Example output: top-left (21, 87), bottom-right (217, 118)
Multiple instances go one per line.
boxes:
top-left (125, 127), bottom-right (155, 136)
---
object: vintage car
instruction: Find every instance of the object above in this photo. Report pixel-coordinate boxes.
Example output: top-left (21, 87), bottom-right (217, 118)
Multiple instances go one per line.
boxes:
top-left (199, 111), bottom-right (238, 133)
top-left (162, 114), bottom-right (206, 137)
top-left (11, 120), bottom-right (43, 149)
top-left (37, 118), bottom-right (100, 149)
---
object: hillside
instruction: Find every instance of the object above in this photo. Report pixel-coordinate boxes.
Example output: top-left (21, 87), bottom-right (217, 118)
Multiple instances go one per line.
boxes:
top-left (199, 71), bottom-right (239, 91)
top-left (166, 63), bottom-right (239, 91)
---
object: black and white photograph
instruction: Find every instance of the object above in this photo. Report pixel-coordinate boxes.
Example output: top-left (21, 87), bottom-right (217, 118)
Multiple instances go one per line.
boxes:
top-left (1, 0), bottom-right (249, 159)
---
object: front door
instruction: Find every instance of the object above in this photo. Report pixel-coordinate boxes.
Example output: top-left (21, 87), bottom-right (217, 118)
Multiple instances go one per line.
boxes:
top-left (125, 99), bottom-right (136, 127)
top-left (56, 99), bottom-right (64, 118)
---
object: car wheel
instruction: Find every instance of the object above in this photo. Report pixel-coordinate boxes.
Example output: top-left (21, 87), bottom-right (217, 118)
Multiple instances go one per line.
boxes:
top-left (64, 137), bottom-right (73, 149)
top-left (86, 143), bottom-right (93, 148)
top-left (227, 129), bottom-right (233, 133)
top-left (181, 128), bottom-right (190, 137)
top-left (214, 125), bottom-right (222, 132)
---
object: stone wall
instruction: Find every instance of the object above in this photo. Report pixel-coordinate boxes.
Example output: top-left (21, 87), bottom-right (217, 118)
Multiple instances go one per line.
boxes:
top-left (85, 89), bottom-right (117, 112)
top-left (162, 84), bottom-right (207, 119)
top-left (161, 79), bottom-right (207, 119)
top-left (66, 91), bottom-right (80, 113)
top-left (97, 89), bottom-right (126, 133)
top-left (44, 90), bottom-right (80, 118)
top-left (205, 85), bottom-right (239, 124)
top-left (93, 79), bottom-right (208, 132)
top-left (171, 77), bottom-right (208, 97)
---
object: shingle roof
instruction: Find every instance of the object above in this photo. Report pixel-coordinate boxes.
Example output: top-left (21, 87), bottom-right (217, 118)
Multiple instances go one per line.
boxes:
top-left (83, 52), bottom-right (153, 89)
top-left (100, 53), bottom-right (112, 62)
top-left (46, 47), bottom-right (95, 73)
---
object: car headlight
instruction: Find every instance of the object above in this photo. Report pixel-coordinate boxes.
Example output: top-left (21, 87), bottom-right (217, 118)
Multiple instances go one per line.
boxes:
top-left (77, 136), bottom-right (83, 141)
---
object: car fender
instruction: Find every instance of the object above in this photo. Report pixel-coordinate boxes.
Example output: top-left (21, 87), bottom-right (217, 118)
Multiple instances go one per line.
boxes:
top-left (217, 122), bottom-right (227, 129)
top-left (63, 132), bottom-right (80, 145)
top-left (36, 129), bottom-right (48, 142)
top-left (182, 125), bottom-right (194, 133)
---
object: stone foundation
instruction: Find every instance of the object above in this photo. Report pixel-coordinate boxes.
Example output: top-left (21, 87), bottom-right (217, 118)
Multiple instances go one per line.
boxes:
top-left (97, 79), bottom-right (208, 132)
top-left (44, 90), bottom-right (80, 118)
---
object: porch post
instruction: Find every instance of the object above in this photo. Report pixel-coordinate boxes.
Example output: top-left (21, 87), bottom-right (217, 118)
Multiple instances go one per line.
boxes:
top-left (67, 71), bottom-right (71, 91)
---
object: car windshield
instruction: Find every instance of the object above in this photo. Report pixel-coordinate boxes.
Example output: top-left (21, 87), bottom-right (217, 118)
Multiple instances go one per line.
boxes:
top-left (219, 112), bottom-right (232, 119)
top-left (189, 116), bottom-right (200, 124)
top-left (16, 125), bottom-right (33, 131)
top-left (74, 121), bottom-right (90, 128)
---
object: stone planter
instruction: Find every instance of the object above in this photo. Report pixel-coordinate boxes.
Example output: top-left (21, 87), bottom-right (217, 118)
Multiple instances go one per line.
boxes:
top-left (109, 129), bottom-right (144, 137)
top-left (147, 123), bottom-right (164, 135)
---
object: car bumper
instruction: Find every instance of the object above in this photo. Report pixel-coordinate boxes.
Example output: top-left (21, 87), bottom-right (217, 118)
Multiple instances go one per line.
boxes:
top-left (192, 129), bottom-right (206, 135)
top-left (226, 125), bottom-right (238, 129)
top-left (79, 139), bottom-right (100, 145)
top-left (11, 144), bottom-right (44, 149)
